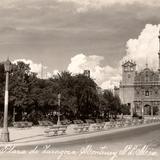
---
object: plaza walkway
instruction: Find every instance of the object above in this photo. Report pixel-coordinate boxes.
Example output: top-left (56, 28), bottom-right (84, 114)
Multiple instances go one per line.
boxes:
top-left (0, 122), bottom-right (160, 147)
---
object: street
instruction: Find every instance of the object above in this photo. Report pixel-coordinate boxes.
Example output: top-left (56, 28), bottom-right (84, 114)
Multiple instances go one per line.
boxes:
top-left (0, 124), bottom-right (160, 160)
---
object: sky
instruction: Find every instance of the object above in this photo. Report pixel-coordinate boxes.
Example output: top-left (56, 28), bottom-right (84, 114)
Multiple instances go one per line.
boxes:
top-left (1, 0), bottom-right (160, 89)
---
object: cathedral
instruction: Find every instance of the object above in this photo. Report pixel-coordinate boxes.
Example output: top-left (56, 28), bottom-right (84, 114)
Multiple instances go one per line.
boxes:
top-left (117, 32), bottom-right (160, 117)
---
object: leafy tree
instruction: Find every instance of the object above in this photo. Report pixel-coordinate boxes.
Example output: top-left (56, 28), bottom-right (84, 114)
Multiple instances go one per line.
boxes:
top-left (100, 90), bottom-right (122, 119)
top-left (120, 104), bottom-right (130, 115)
top-left (50, 71), bottom-right (76, 119)
top-left (9, 62), bottom-right (36, 121)
top-left (153, 106), bottom-right (159, 115)
top-left (51, 72), bottom-right (99, 119)
top-left (73, 74), bottom-right (99, 119)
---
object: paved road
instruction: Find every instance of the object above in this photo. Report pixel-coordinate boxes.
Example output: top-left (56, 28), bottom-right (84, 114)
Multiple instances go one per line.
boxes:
top-left (1, 124), bottom-right (160, 160)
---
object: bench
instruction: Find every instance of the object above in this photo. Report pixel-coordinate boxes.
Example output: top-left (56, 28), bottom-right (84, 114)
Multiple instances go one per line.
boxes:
top-left (115, 120), bottom-right (123, 127)
top-left (122, 118), bottom-right (132, 127)
top-left (44, 125), bottom-right (67, 136)
top-left (137, 119), bottom-right (143, 125)
top-left (81, 123), bottom-right (90, 132)
top-left (38, 120), bottom-right (54, 126)
top-left (74, 125), bottom-right (85, 132)
top-left (85, 119), bottom-right (95, 124)
top-left (103, 122), bottom-right (111, 129)
top-left (65, 124), bottom-right (82, 134)
top-left (61, 119), bottom-right (72, 125)
top-left (109, 120), bottom-right (116, 128)
top-left (95, 119), bottom-right (104, 123)
top-left (153, 117), bottom-right (160, 123)
top-left (85, 119), bottom-right (105, 131)
top-left (73, 119), bottom-right (84, 124)
top-left (144, 119), bottom-right (151, 124)
top-left (132, 119), bottom-right (138, 125)
top-left (13, 121), bottom-right (33, 128)
top-left (66, 123), bottom-right (90, 134)
top-left (95, 119), bottom-right (106, 129)
top-left (73, 120), bottom-right (90, 132)
top-left (88, 123), bottom-right (104, 131)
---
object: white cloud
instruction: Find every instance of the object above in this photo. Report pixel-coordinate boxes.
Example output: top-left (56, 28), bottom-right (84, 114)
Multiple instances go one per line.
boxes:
top-left (13, 59), bottom-right (58, 79)
top-left (53, 69), bottom-right (59, 75)
top-left (67, 24), bottom-right (160, 89)
top-left (67, 53), bottom-right (121, 89)
top-left (13, 59), bottom-right (45, 78)
top-left (58, 0), bottom-right (160, 12)
top-left (124, 24), bottom-right (160, 70)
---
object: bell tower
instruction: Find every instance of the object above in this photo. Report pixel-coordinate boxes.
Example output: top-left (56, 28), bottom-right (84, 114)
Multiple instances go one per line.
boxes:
top-left (121, 60), bottom-right (136, 85)
top-left (120, 60), bottom-right (136, 116)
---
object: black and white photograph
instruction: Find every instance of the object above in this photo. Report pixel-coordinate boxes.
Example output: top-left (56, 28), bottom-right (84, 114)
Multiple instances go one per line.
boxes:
top-left (0, 0), bottom-right (160, 159)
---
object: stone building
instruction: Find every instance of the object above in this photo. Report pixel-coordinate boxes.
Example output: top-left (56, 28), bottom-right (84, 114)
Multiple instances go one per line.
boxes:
top-left (118, 32), bottom-right (160, 117)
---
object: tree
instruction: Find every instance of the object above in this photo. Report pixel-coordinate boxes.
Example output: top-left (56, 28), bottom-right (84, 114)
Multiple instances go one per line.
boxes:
top-left (51, 72), bottom-right (100, 119)
top-left (100, 90), bottom-right (122, 119)
top-left (51, 71), bottom-right (77, 119)
top-left (120, 104), bottom-right (130, 115)
top-left (9, 61), bottom-right (35, 121)
top-left (73, 74), bottom-right (99, 119)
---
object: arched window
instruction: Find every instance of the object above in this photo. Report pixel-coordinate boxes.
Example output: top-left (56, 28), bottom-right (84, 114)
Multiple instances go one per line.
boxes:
top-left (145, 90), bottom-right (149, 96)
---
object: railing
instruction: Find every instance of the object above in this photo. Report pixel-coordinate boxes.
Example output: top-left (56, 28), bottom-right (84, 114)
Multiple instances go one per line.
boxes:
top-left (120, 81), bottom-right (160, 87)
top-left (134, 81), bottom-right (160, 86)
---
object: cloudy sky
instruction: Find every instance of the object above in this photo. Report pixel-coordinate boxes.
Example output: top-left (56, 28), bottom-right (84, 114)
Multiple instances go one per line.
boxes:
top-left (1, 0), bottom-right (160, 89)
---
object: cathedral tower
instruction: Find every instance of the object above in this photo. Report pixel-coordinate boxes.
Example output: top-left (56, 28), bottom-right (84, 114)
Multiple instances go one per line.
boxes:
top-left (121, 60), bottom-right (136, 85)
top-left (119, 60), bottom-right (136, 110)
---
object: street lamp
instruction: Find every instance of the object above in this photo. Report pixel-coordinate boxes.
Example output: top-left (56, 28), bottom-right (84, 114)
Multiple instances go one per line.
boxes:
top-left (1, 58), bottom-right (12, 142)
top-left (57, 93), bottom-right (61, 125)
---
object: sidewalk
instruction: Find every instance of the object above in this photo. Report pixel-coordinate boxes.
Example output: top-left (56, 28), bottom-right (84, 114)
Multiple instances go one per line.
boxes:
top-left (0, 122), bottom-right (160, 147)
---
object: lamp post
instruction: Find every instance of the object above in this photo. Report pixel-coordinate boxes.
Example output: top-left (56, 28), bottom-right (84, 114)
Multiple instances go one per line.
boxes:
top-left (1, 58), bottom-right (12, 142)
top-left (57, 93), bottom-right (61, 125)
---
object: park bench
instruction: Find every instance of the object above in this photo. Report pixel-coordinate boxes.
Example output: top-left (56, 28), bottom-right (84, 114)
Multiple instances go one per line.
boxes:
top-left (132, 119), bottom-right (138, 125)
top-left (95, 119), bottom-right (103, 123)
top-left (95, 119), bottom-right (106, 129)
top-left (38, 120), bottom-right (54, 126)
top-left (73, 119), bottom-right (84, 124)
top-left (152, 117), bottom-right (157, 123)
top-left (85, 119), bottom-right (95, 124)
top-left (13, 121), bottom-right (33, 128)
top-left (44, 125), bottom-right (67, 136)
top-left (103, 122), bottom-right (111, 129)
top-left (151, 117), bottom-right (160, 123)
top-left (82, 123), bottom-right (90, 132)
top-left (154, 117), bottom-right (160, 122)
top-left (109, 119), bottom-right (116, 128)
top-left (66, 123), bottom-right (90, 134)
top-left (84, 119), bottom-right (99, 131)
top-left (144, 118), bottom-right (151, 124)
top-left (61, 119), bottom-right (72, 125)
top-left (89, 123), bottom-right (103, 131)
top-left (137, 119), bottom-right (143, 125)
top-left (73, 125), bottom-right (85, 132)
top-left (115, 120), bottom-right (123, 128)
top-left (123, 119), bottom-right (131, 127)
top-left (73, 120), bottom-right (89, 132)
top-left (84, 119), bottom-right (104, 131)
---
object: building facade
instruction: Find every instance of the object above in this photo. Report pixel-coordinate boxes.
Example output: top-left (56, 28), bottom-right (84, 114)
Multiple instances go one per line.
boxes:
top-left (118, 32), bottom-right (160, 117)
